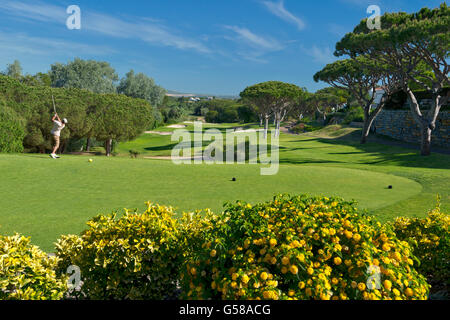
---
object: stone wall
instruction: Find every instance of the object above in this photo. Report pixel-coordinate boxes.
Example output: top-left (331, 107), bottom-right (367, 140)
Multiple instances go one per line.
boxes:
top-left (373, 110), bottom-right (450, 149)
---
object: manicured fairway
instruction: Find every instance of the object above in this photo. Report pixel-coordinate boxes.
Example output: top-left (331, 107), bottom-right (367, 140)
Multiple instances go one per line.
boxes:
top-left (0, 153), bottom-right (422, 252)
top-left (1, 124), bottom-right (449, 252)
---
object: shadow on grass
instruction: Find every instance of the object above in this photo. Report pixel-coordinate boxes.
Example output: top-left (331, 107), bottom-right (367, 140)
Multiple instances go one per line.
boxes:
top-left (280, 129), bottom-right (450, 170)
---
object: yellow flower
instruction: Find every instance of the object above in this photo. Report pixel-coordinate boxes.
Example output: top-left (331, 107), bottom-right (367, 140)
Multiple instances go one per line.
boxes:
top-left (241, 275), bottom-right (250, 284)
top-left (382, 243), bottom-right (391, 252)
top-left (290, 265), bottom-right (299, 275)
top-left (297, 254), bottom-right (305, 263)
top-left (269, 239), bottom-right (277, 247)
top-left (260, 272), bottom-right (268, 281)
top-left (210, 249), bottom-right (217, 257)
top-left (353, 233), bottom-right (361, 242)
top-left (332, 278), bottom-right (339, 285)
top-left (288, 290), bottom-right (295, 297)
top-left (307, 267), bottom-right (314, 275)
top-left (333, 257), bottom-right (342, 265)
top-left (190, 267), bottom-right (197, 275)
top-left (383, 280), bottom-right (392, 291)
top-left (298, 281), bottom-right (305, 289)
top-left (320, 293), bottom-right (331, 300)
top-left (232, 273), bottom-right (239, 281)
top-left (281, 267), bottom-right (288, 274)
top-left (405, 288), bottom-right (414, 297)
top-left (270, 257), bottom-right (277, 265)
top-left (393, 288), bottom-right (400, 297)
top-left (358, 283), bottom-right (366, 291)
top-left (282, 256), bottom-right (290, 265)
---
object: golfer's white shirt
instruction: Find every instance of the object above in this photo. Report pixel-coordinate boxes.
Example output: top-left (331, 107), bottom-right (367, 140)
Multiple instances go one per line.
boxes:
top-left (51, 120), bottom-right (65, 137)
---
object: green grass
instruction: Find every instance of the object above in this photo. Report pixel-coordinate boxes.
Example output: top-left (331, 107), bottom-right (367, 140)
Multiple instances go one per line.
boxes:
top-left (0, 123), bottom-right (449, 252)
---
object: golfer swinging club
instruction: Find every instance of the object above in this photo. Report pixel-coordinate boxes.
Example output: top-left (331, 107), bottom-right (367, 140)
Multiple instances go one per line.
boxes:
top-left (50, 113), bottom-right (68, 159)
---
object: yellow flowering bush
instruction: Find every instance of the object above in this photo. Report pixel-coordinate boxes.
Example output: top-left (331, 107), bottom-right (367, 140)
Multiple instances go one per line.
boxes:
top-left (180, 194), bottom-right (429, 300)
top-left (392, 203), bottom-right (449, 291)
top-left (0, 234), bottom-right (67, 300)
top-left (55, 202), bottom-right (184, 300)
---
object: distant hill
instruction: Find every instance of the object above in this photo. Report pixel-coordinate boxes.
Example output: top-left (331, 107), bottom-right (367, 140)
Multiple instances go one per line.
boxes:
top-left (166, 90), bottom-right (238, 100)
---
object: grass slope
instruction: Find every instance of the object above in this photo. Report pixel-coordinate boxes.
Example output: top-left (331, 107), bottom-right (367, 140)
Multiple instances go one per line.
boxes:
top-left (0, 124), bottom-right (448, 251)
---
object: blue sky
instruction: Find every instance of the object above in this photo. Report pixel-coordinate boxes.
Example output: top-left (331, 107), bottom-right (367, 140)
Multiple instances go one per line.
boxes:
top-left (0, 0), bottom-right (444, 95)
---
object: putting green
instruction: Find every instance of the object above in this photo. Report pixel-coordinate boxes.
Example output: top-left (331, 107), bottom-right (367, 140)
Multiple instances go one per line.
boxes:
top-left (0, 154), bottom-right (422, 252)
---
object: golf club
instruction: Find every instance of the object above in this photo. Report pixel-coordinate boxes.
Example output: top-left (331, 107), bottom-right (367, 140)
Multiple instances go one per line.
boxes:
top-left (52, 95), bottom-right (57, 115)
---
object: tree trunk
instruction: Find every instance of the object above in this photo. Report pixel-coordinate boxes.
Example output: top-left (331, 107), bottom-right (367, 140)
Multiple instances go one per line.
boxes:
top-left (264, 116), bottom-right (269, 139)
top-left (420, 126), bottom-right (432, 156)
top-left (360, 95), bottom-right (386, 144)
top-left (406, 88), bottom-right (442, 156)
top-left (275, 112), bottom-right (281, 137)
top-left (361, 108), bottom-right (379, 144)
top-left (86, 137), bottom-right (91, 152)
top-left (105, 139), bottom-right (112, 157)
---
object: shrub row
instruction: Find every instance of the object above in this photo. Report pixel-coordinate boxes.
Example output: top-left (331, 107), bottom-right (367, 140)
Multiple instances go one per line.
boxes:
top-left (1, 195), bottom-right (448, 300)
top-left (391, 200), bottom-right (449, 291)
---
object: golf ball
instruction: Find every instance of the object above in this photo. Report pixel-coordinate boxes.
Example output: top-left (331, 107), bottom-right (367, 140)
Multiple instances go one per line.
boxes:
top-left (89, 159), bottom-right (93, 162)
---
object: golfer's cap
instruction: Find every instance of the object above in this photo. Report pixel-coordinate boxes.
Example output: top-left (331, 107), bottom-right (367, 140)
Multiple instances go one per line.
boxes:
top-left (63, 118), bottom-right (68, 124)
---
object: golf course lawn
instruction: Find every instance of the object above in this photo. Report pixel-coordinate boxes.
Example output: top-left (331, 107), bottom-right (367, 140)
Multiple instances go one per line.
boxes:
top-left (1, 124), bottom-right (449, 252)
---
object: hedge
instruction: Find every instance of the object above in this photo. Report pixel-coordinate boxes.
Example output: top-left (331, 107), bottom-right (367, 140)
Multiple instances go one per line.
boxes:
top-left (180, 195), bottom-right (430, 300)
top-left (1, 195), bottom-right (448, 300)
top-left (0, 75), bottom-right (155, 153)
top-left (0, 234), bottom-right (67, 300)
top-left (0, 98), bottom-right (25, 153)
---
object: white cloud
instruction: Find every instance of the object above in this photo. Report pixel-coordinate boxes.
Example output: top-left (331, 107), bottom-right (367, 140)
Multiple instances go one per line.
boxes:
top-left (261, 0), bottom-right (305, 31)
top-left (0, 31), bottom-right (115, 56)
top-left (304, 46), bottom-right (337, 64)
top-left (223, 25), bottom-right (285, 63)
top-left (0, 0), bottom-right (66, 22)
top-left (0, 0), bottom-right (210, 54)
top-left (84, 12), bottom-right (211, 53)
top-left (224, 25), bottom-right (283, 51)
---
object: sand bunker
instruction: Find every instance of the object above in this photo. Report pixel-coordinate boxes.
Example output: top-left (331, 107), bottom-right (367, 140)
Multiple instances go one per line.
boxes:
top-left (233, 128), bottom-right (264, 134)
top-left (144, 131), bottom-right (173, 135)
top-left (167, 125), bottom-right (187, 128)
